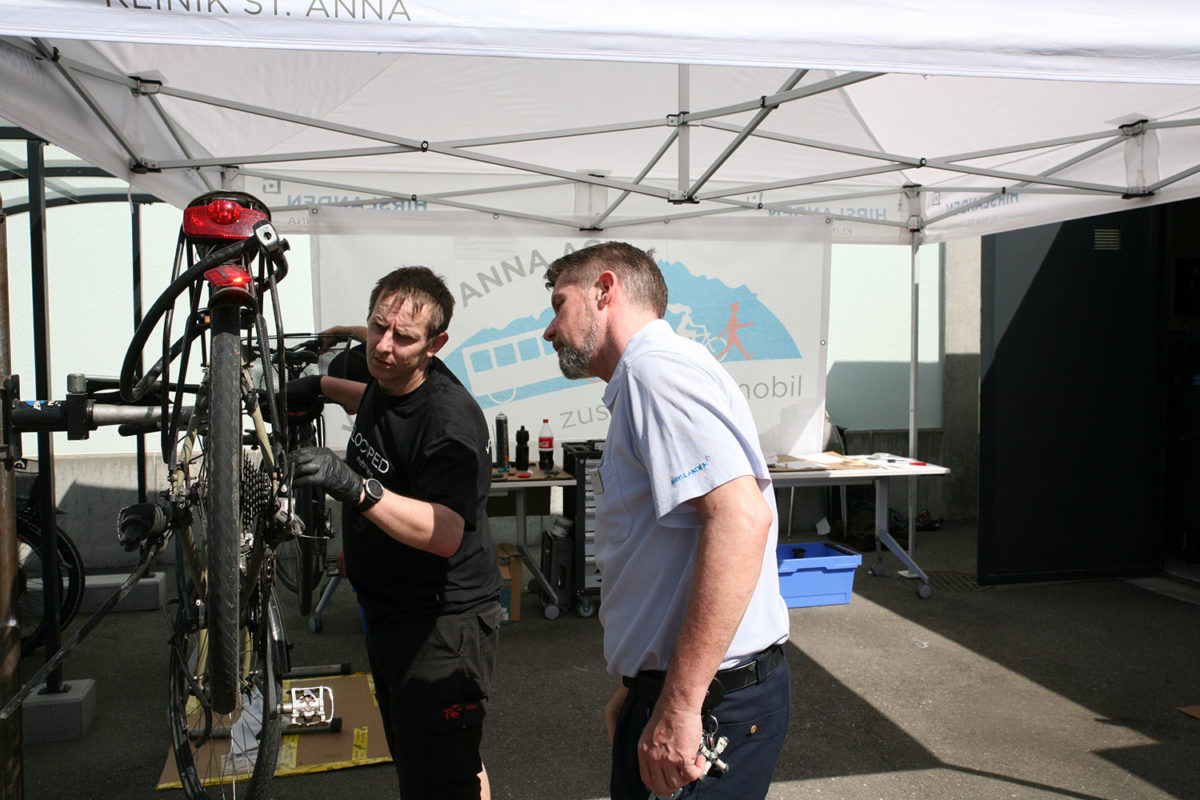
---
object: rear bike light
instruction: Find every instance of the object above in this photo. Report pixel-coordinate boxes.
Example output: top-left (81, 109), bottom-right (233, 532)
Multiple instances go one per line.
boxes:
top-left (184, 198), bottom-right (269, 240)
top-left (204, 265), bottom-right (253, 287)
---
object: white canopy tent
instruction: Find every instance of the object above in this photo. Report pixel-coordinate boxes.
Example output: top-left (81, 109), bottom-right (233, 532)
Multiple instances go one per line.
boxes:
top-left (1, 1), bottom-right (1200, 243)
top-left (2, 0), bottom-right (1200, 532)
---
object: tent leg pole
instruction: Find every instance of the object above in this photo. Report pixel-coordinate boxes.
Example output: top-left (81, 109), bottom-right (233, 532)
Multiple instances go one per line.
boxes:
top-left (907, 229), bottom-right (920, 562)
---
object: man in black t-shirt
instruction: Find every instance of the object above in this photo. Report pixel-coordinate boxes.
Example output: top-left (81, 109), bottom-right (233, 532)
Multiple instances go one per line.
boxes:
top-left (293, 266), bottom-right (503, 799)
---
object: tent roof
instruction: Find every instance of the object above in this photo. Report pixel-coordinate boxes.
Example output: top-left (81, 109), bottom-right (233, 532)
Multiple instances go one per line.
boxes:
top-left (3, 1), bottom-right (1200, 243)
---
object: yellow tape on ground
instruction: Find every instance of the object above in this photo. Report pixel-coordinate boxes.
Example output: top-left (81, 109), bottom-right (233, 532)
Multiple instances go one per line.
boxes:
top-left (278, 734), bottom-right (299, 771)
top-left (353, 725), bottom-right (370, 762)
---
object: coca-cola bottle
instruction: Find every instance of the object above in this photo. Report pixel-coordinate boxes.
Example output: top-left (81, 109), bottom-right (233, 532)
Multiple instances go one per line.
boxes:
top-left (538, 418), bottom-right (554, 471)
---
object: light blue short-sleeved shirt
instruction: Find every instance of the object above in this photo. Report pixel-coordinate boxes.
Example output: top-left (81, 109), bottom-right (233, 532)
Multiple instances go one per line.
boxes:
top-left (594, 319), bottom-right (789, 677)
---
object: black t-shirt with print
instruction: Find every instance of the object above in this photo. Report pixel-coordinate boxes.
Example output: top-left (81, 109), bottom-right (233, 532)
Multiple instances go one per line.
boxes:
top-left (341, 357), bottom-right (500, 619)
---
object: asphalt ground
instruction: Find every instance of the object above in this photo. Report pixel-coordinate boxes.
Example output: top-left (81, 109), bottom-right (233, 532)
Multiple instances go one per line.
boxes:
top-left (14, 522), bottom-right (1200, 799)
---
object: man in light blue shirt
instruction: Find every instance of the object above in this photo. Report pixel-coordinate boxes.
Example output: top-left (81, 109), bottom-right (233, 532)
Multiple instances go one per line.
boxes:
top-left (543, 242), bottom-right (790, 800)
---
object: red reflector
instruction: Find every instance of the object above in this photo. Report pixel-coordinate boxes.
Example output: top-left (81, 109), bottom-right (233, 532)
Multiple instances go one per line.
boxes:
top-left (207, 199), bottom-right (242, 225)
top-left (204, 266), bottom-right (252, 287)
top-left (183, 202), bottom-right (268, 240)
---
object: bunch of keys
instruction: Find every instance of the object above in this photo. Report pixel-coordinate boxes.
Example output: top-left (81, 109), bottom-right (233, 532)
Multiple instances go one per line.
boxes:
top-left (647, 717), bottom-right (731, 799)
top-left (698, 730), bottom-right (729, 776)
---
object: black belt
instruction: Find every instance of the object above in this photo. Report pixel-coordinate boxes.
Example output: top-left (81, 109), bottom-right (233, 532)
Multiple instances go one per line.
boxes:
top-left (622, 643), bottom-right (785, 714)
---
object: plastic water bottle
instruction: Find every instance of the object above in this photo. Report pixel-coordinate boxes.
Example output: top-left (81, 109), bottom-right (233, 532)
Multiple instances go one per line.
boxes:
top-left (538, 418), bottom-right (554, 471)
top-left (495, 413), bottom-right (509, 469)
top-left (515, 425), bottom-right (530, 469)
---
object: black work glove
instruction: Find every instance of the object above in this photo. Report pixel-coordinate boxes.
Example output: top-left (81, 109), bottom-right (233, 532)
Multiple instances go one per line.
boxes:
top-left (285, 374), bottom-right (325, 409)
top-left (292, 446), bottom-right (362, 505)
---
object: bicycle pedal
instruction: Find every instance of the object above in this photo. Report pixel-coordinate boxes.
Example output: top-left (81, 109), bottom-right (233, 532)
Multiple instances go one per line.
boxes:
top-left (283, 685), bottom-right (335, 727)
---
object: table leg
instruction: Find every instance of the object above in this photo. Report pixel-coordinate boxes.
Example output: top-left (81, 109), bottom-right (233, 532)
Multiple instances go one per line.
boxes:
top-left (515, 487), bottom-right (528, 549)
top-left (870, 477), bottom-right (932, 598)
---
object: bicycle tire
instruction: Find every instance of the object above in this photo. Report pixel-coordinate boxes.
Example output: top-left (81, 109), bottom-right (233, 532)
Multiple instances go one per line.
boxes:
top-left (206, 302), bottom-right (244, 715)
top-left (166, 582), bottom-right (285, 799)
top-left (273, 537), bottom-right (301, 594)
top-left (295, 484), bottom-right (327, 617)
top-left (16, 522), bottom-right (86, 658)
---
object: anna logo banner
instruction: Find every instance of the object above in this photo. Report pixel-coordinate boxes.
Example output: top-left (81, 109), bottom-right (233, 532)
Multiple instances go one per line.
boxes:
top-left (310, 210), bottom-right (830, 457)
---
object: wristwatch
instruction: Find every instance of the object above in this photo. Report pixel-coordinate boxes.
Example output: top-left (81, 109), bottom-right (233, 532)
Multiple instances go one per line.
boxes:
top-left (356, 477), bottom-right (384, 512)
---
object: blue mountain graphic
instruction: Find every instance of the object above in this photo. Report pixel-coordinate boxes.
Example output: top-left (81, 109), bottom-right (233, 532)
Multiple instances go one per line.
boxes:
top-left (442, 260), bottom-right (801, 408)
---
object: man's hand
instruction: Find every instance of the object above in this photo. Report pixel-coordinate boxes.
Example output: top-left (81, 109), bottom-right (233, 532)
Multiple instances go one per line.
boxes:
top-left (637, 701), bottom-right (707, 797)
top-left (292, 446), bottom-right (362, 505)
top-left (285, 374), bottom-right (324, 409)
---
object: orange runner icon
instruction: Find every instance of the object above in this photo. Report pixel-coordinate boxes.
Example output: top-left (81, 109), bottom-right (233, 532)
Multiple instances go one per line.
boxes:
top-left (715, 302), bottom-right (754, 360)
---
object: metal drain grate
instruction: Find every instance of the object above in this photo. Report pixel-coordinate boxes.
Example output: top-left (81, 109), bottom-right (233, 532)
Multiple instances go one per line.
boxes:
top-left (925, 571), bottom-right (990, 593)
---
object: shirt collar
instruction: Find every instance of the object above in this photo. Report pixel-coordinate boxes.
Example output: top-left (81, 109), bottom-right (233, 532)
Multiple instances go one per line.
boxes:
top-left (602, 319), bottom-right (671, 409)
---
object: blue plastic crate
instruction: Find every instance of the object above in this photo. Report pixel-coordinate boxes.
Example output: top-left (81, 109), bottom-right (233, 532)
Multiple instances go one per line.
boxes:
top-left (776, 542), bottom-right (862, 608)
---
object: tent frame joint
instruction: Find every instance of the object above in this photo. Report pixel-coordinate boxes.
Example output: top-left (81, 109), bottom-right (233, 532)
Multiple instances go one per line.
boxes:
top-left (129, 159), bottom-right (160, 174)
top-left (1119, 118), bottom-right (1150, 137)
top-left (130, 76), bottom-right (163, 97)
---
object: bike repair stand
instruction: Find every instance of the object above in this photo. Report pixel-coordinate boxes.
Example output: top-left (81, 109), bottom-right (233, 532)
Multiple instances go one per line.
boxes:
top-left (4, 375), bottom-right (105, 741)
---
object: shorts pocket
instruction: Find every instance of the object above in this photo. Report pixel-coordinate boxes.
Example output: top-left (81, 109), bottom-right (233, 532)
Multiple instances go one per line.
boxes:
top-left (424, 695), bottom-right (486, 733)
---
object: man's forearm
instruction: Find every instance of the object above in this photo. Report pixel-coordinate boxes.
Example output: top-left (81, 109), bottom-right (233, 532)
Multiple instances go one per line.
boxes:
top-left (659, 475), bottom-right (772, 712)
top-left (319, 375), bottom-right (366, 414)
top-left (359, 491), bottom-right (466, 558)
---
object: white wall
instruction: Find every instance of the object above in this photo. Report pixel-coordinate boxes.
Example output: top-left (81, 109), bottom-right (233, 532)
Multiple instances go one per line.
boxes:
top-left (825, 242), bottom-right (943, 431)
top-left (3, 200), bottom-right (314, 456)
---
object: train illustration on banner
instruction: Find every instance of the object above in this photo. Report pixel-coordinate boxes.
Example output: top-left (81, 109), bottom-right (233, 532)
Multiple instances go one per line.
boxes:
top-left (441, 260), bottom-right (802, 409)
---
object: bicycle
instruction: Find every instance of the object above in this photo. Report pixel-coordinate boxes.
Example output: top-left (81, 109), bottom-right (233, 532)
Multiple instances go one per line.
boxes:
top-left (256, 333), bottom-right (355, 620)
top-left (14, 460), bottom-right (85, 658)
top-left (117, 191), bottom-right (298, 798)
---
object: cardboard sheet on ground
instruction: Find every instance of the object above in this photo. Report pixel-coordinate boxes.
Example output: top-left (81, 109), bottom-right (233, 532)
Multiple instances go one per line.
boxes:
top-left (157, 673), bottom-right (391, 790)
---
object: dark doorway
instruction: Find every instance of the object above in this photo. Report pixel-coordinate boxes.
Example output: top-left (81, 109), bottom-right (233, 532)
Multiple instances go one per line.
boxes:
top-left (979, 207), bottom-right (1166, 583)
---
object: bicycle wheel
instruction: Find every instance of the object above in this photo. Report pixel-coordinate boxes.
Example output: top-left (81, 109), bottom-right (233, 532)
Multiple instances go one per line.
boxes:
top-left (273, 537), bottom-right (301, 594)
top-left (205, 302), bottom-right (246, 715)
top-left (295, 484), bottom-right (328, 617)
top-left (274, 532), bottom-right (326, 619)
top-left (17, 521), bottom-right (86, 658)
top-left (166, 579), bottom-right (285, 799)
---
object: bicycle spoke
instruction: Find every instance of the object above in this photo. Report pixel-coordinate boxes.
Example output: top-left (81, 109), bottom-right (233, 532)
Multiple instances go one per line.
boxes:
top-left (166, 586), bottom-right (283, 799)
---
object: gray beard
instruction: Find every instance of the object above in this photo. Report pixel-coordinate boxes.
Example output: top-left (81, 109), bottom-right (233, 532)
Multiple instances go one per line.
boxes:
top-left (557, 322), bottom-right (597, 379)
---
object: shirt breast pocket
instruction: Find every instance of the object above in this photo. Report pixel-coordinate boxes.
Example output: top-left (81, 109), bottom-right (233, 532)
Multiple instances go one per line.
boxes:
top-left (591, 458), bottom-right (635, 548)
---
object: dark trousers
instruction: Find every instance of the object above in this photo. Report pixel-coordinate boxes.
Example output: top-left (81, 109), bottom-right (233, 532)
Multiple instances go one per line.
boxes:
top-left (611, 650), bottom-right (791, 800)
top-left (364, 601), bottom-right (503, 799)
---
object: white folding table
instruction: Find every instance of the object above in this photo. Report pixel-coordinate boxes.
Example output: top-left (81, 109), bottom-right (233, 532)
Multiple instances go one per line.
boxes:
top-left (769, 454), bottom-right (950, 598)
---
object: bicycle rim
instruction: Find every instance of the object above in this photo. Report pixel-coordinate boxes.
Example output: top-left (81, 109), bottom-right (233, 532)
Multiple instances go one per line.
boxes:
top-left (206, 303), bottom-right (245, 714)
top-left (166, 586), bottom-right (284, 799)
top-left (17, 523), bottom-right (86, 658)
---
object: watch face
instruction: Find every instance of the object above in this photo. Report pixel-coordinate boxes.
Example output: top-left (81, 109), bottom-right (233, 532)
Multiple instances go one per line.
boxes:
top-left (359, 477), bottom-right (384, 510)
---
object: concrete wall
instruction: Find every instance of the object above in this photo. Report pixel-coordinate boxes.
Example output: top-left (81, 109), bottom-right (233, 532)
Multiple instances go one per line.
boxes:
top-left (941, 238), bottom-right (982, 521)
